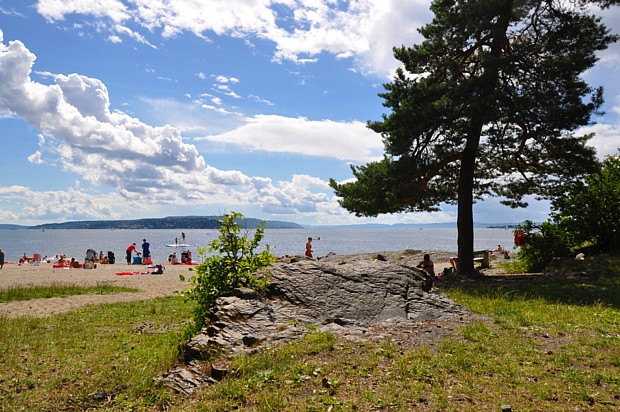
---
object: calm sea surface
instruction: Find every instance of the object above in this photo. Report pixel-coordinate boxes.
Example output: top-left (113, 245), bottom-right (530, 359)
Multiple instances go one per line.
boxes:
top-left (0, 228), bottom-right (516, 263)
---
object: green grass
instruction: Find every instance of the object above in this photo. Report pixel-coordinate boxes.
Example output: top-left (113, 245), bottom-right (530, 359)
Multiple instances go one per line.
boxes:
top-left (1, 257), bottom-right (619, 411)
top-left (0, 283), bottom-right (139, 302)
top-left (0, 296), bottom-right (192, 411)
top-left (171, 256), bottom-right (620, 411)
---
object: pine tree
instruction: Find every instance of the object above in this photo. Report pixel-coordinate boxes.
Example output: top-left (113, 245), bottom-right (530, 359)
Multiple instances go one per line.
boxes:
top-left (330, 0), bottom-right (618, 276)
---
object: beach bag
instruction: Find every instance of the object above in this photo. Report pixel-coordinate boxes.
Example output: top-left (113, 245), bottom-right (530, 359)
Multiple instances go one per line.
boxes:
top-left (152, 265), bottom-right (164, 275)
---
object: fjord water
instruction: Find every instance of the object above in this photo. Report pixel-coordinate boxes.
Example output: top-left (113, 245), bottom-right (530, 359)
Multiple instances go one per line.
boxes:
top-left (0, 227), bottom-right (516, 263)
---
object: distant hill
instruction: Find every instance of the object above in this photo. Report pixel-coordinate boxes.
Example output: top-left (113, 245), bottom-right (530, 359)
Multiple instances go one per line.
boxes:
top-left (25, 216), bottom-right (304, 230)
top-left (0, 224), bottom-right (26, 230)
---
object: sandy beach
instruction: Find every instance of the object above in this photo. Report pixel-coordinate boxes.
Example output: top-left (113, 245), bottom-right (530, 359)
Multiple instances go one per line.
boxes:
top-left (0, 251), bottom-right (465, 318)
top-left (0, 261), bottom-right (195, 318)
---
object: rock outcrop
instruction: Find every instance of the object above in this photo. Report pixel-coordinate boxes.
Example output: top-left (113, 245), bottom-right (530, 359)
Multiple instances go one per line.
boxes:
top-left (160, 251), bottom-right (473, 394)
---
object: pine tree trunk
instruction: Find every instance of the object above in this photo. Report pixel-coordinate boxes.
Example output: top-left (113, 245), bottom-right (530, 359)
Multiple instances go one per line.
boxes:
top-left (457, 137), bottom-right (478, 277)
top-left (456, 5), bottom-right (512, 277)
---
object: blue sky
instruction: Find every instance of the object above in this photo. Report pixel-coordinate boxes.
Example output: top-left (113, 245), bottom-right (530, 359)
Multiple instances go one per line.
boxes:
top-left (0, 0), bottom-right (619, 227)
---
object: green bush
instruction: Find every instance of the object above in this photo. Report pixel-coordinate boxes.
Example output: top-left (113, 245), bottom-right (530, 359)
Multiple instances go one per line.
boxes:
top-left (181, 212), bottom-right (276, 331)
top-left (512, 153), bottom-right (620, 272)
top-left (514, 220), bottom-right (573, 272)
top-left (551, 152), bottom-right (620, 253)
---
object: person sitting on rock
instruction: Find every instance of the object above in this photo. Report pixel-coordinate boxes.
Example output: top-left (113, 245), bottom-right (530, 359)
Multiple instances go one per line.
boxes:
top-left (416, 254), bottom-right (436, 277)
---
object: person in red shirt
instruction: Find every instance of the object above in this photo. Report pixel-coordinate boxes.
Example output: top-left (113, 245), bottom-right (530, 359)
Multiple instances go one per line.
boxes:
top-left (126, 243), bottom-right (139, 264)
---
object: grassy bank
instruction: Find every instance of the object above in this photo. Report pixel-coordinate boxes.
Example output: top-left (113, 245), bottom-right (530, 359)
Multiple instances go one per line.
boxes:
top-left (0, 296), bottom-right (192, 411)
top-left (1, 257), bottom-right (619, 411)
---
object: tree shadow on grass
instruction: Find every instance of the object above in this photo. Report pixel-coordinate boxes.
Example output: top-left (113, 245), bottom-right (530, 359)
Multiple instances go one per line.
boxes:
top-left (446, 255), bottom-right (620, 308)
top-left (446, 271), bottom-right (620, 309)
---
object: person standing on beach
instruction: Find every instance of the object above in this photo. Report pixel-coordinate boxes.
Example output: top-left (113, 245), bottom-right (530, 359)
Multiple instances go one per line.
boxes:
top-left (305, 237), bottom-right (313, 258)
top-left (0, 248), bottom-right (4, 269)
top-left (126, 242), bottom-right (138, 264)
top-left (142, 239), bottom-right (151, 261)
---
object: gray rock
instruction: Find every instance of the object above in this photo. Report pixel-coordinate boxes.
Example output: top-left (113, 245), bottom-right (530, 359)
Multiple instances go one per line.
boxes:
top-left (163, 252), bottom-right (471, 394)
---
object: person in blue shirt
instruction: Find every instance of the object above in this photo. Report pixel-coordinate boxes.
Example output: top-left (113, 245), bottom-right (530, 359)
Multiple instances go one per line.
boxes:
top-left (142, 239), bottom-right (151, 260)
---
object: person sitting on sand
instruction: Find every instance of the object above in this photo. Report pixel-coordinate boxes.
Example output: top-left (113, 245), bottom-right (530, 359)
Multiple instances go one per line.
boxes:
top-left (168, 252), bottom-right (179, 264)
top-left (416, 253), bottom-right (436, 277)
top-left (57, 255), bottom-right (69, 267)
top-left (69, 257), bottom-right (81, 268)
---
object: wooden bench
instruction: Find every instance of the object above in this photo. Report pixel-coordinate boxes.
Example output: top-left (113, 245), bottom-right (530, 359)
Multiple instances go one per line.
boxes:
top-left (473, 250), bottom-right (490, 269)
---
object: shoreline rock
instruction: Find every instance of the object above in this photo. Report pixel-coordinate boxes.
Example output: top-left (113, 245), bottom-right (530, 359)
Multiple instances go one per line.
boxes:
top-left (161, 250), bottom-right (475, 394)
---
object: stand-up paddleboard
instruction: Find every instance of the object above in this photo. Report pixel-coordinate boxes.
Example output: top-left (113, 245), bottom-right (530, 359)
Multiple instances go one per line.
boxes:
top-left (167, 232), bottom-right (189, 248)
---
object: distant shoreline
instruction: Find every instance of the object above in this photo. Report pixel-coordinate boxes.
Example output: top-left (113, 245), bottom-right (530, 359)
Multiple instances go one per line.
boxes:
top-left (0, 217), bottom-right (522, 231)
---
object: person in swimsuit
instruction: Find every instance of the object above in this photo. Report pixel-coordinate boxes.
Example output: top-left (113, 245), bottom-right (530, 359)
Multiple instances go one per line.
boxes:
top-left (305, 237), bottom-right (313, 258)
top-left (416, 253), bottom-right (436, 277)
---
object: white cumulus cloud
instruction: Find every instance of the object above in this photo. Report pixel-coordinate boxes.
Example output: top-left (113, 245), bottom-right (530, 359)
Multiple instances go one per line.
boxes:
top-left (33, 0), bottom-right (432, 77)
top-left (0, 32), bottom-right (344, 221)
top-left (201, 114), bottom-right (383, 162)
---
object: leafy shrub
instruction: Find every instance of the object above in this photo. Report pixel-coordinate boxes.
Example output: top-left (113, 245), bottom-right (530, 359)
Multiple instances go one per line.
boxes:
top-left (514, 220), bottom-right (573, 272)
top-left (512, 153), bottom-right (620, 273)
top-left (551, 152), bottom-right (620, 253)
top-left (181, 212), bottom-right (276, 331)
